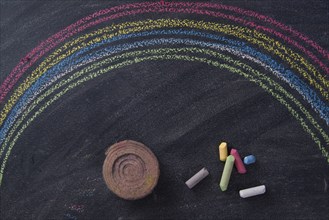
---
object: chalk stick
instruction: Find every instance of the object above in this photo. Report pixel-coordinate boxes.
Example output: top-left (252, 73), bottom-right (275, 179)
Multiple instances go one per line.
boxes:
top-left (230, 149), bottom-right (246, 174)
top-left (219, 155), bottom-right (235, 191)
top-left (243, 155), bottom-right (256, 165)
top-left (239, 185), bottom-right (266, 198)
top-left (219, 142), bottom-right (228, 161)
top-left (185, 168), bottom-right (209, 189)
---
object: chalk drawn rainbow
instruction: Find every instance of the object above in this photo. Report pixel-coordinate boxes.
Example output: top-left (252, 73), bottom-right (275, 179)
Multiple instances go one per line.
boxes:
top-left (0, 1), bottom-right (328, 185)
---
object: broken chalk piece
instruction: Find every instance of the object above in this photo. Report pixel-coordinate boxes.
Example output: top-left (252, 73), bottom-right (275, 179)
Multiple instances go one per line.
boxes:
top-left (185, 168), bottom-right (209, 189)
top-left (230, 149), bottom-right (247, 174)
top-left (244, 155), bottom-right (256, 165)
top-left (219, 142), bottom-right (228, 162)
top-left (219, 155), bottom-right (235, 191)
top-left (239, 185), bottom-right (266, 198)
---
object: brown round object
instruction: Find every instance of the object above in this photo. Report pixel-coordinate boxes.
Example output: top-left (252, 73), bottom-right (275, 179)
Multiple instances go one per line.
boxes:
top-left (102, 140), bottom-right (160, 200)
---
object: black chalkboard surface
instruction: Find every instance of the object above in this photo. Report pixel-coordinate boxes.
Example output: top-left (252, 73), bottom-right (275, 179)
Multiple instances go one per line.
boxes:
top-left (0, 0), bottom-right (328, 219)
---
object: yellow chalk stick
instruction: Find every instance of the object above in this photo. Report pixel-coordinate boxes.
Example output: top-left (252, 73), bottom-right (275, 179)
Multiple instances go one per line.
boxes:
top-left (219, 142), bottom-right (228, 161)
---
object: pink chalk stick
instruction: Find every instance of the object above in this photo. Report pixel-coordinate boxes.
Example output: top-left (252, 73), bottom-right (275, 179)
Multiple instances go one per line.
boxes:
top-left (230, 149), bottom-right (246, 174)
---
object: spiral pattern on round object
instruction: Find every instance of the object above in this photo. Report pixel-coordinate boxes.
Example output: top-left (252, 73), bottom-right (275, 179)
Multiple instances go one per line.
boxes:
top-left (102, 140), bottom-right (160, 200)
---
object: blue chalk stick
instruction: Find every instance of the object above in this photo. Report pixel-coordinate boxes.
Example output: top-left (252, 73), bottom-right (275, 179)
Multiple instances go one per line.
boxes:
top-left (244, 155), bottom-right (256, 165)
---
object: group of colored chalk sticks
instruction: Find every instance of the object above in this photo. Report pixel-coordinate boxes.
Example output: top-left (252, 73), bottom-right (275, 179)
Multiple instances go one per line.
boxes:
top-left (185, 142), bottom-right (266, 199)
top-left (219, 142), bottom-right (265, 198)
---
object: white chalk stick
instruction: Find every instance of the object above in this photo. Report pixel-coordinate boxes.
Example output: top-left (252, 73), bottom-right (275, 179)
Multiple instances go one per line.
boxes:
top-left (239, 185), bottom-right (266, 198)
top-left (185, 168), bottom-right (209, 189)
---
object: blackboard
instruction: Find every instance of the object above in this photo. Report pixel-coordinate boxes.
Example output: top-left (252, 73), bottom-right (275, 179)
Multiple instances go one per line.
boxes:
top-left (0, 0), bottom-right (328, 219)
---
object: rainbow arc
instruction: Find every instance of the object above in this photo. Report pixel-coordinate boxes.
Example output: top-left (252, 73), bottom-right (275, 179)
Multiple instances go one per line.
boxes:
top-left (0, 2), bottom-right (328, 186)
